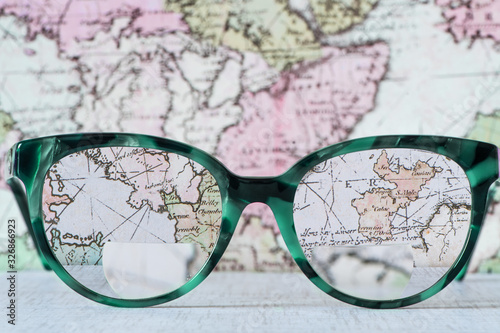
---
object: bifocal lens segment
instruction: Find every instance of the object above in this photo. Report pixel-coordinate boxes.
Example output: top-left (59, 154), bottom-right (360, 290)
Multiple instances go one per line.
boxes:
top-left (42, 147), bottom-right (222, 300)
top-left (293, 149), bottom-right (472, 300)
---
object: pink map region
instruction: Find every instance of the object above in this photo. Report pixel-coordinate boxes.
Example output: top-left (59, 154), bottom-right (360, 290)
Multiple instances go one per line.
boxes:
top-left (218, 42), bottom-right (389, 177)
top-left (0, 0), bottom-right (189, 52)
top-left (217, 42), bottom-right (389, 231)
top-left (439, 0), bottom-right (500, 43)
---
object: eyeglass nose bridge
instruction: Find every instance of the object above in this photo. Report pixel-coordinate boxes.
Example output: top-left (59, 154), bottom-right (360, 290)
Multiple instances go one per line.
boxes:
top-left (226, 174), bottom-right (296, 207)
top-left (219, 173), bottom-right (298, 246)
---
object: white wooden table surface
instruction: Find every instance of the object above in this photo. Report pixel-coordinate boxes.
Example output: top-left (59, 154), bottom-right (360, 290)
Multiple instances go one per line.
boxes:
top-left (2, 271), bottom-right (500, 332)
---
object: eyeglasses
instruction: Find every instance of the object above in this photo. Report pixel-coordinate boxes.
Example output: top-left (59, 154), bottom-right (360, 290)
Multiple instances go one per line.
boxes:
top-left (5, 133), bottom-right (499, 308)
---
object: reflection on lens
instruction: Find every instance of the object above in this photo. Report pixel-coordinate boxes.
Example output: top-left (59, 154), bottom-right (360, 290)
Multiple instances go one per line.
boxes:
top-left (293, 149), bottom-right (472, 300)
top-left (43, 147), bottom-right (222, 299)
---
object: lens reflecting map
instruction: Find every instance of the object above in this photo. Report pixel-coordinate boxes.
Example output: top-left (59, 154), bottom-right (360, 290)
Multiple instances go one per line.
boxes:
top-left (43, 147), bottom-right (222, 271)
top-left (294, 149), bottom-right (472, 299)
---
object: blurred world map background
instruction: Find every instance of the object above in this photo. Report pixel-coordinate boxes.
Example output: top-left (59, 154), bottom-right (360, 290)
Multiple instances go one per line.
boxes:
top-left (1, 0), bottom-right (500, 273)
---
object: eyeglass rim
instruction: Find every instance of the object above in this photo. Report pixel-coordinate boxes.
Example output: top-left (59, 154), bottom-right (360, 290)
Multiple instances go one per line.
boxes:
top-left (6, 133), bottom-right (499, 308)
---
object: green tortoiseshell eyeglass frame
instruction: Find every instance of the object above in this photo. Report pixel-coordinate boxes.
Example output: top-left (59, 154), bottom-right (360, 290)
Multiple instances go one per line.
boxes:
top-left (5, 133), bottom-right (499, 309)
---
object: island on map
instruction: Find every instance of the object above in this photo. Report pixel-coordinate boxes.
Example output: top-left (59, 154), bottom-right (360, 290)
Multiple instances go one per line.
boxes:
top-left (352, 150), bottom-right (442, 240)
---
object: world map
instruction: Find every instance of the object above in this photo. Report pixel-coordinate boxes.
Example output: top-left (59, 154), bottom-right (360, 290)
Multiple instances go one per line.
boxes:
top-left (0, 0), bottom-right (500, 273)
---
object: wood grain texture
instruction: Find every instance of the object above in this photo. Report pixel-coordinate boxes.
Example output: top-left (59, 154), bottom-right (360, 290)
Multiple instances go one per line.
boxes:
top-left (2, 271), bottom-right (500, 332)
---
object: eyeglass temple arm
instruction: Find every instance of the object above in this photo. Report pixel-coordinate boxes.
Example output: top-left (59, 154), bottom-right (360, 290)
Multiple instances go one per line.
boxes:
top-left (455, 178), bottom-right (500, 282)
top-left (454, 259), bottom-right (470, 281)
top-left (6, 177), bottom-right (52, 271)
top-left (5, 145), bottom-right (52, 271)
